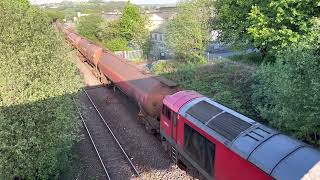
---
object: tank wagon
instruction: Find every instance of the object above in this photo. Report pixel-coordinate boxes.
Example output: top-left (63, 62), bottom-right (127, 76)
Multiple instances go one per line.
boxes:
top-left (58, 23), bottom-right (320, 180)
top-left (57, 22), bottom-right (178, 120)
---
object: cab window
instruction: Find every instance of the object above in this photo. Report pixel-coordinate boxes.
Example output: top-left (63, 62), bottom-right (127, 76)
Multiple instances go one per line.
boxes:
top-left (184, 124), bottom-right (215, 176)
top-left (162, 105), bottom-right (172, 120)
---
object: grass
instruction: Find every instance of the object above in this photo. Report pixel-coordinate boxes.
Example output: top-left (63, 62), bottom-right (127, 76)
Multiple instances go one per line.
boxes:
top-left (229, 52), bottom-right (264, 65)
top-left (152, 60), bottom-right (261, 121)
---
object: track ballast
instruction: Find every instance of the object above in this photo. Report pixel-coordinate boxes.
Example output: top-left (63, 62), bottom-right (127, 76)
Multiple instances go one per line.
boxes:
top-left (74, 87), bottom-right (140, 180)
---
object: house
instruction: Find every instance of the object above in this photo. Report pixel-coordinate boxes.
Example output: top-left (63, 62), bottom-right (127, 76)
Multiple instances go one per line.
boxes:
top-left (146, 8), bottom-right (177, 60)
top-left (73, 12), bottom-right (90, 23)
top-left (102, 10), bottom-right (122, 21)
top-left (101, 7), bottom-right (177, 60)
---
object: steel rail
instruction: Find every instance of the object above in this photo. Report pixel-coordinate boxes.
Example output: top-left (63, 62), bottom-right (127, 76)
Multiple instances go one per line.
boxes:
top-left (83, 88), bottom-right (141, 177)
top-left (73, 99), bottom-right (111, 180)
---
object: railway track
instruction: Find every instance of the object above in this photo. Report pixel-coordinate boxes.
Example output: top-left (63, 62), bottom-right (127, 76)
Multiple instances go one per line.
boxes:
top-left (74, 88), bottom-right (140, 180)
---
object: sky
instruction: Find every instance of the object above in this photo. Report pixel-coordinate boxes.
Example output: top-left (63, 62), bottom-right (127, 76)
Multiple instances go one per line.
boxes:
top-left (30, 0), bottom-right (178, 5)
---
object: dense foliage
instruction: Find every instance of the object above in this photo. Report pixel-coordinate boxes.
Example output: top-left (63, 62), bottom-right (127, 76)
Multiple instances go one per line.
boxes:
top-left (77, 15), bottom-right (103, 42)
top-left (252, 22), bottom-right (320, 145)
top-left (76, 2), bottom-right (148, 52)
top-left (0, 0), bottom-right (81, 178)
top-left (214, 0), bottom-right (260, 49)
top-left (152, 61), bottom-right (258, 118)
top-left (119, 2), bottom-right (149, 49)
top-left (166, 0), bottom-right (214, 63)
top-left (215, 0), bottom-right (319, 56)
top-left (248, 0), bottom-right (319, 54)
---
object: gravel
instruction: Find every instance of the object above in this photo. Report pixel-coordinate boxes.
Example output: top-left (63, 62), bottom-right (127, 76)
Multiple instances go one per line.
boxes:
top-left (68, 53), bottom-right (194, 179)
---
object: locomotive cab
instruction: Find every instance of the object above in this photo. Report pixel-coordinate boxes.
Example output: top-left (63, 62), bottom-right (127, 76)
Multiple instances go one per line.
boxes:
top-left (160, 90), bottom-right (320, 180)
top-left (160, 90), bottom-right (203, 147)
top-left (161, 104), bottom-right (178, 142)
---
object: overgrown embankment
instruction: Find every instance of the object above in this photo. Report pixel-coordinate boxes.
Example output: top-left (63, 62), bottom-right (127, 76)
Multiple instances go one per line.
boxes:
top-left (152, 60), bottom-right (260, 120)
top-left (153, 52), bottom-right (320, 147)
top-left (0, 0), bottom-right (81, 179)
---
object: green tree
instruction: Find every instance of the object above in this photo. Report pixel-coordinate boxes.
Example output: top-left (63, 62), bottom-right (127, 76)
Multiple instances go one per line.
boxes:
top-left (166, 0), bottom-right (214, 63)
top-left (119, 2), bottom-right (149, 49)
top-left (98, 20), bottom-right (121, 41)
top-left (0, 0), bottom-right (81, 178)
top-left (103, 37), bottom-right (129, 52)
top-left (77, 15), bottom-right (103, 42)
top-left (214, 0), bottom-right (261, 49)
top-left (252, 25), bottom-right (320, 145)
top-left (248, 0), bottom-right (319, 54)
top-left (98, 20), bottom-right (129, 51)
top-left (46, 9), bottom-right (65, 22)
top-left (215, 0), bottom-right (319, 56)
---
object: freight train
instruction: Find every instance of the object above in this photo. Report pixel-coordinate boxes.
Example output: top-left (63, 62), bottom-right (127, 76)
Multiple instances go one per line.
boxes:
top-left (57, 23), bottom-right (320, 180)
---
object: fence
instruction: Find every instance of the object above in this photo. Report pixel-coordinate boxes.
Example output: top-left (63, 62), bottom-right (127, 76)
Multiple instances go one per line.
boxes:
top-left (114, 50), bottom-right (144, 61)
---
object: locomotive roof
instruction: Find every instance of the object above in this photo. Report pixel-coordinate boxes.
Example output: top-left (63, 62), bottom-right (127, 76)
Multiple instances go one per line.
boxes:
top-left (163, 90), bottom-right (203, 113)
top-left (164, 90), bottom-right (320, 180)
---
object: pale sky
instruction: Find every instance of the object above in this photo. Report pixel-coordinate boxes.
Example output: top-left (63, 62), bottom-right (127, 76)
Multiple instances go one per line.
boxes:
top-left (30, 0), bottom-right (178, 5)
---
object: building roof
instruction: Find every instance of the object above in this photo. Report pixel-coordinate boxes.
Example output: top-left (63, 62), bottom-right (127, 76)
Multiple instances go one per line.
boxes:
top-left (102, 13), bottom-right (121, 21)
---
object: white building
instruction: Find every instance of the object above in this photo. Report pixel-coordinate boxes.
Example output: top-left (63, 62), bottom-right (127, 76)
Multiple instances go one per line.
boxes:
top-left (146, 8), bottom-right (176, 60)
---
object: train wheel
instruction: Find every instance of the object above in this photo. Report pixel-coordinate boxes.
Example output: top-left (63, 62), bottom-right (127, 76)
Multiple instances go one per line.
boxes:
top-left (100, 75), bottom-right (109, 85)
top-left (161, 138), bottom-right (170, 152)
top-left (95, 67), bottom-right (110, 85)
top-left (95, 67), bottom-right (100, 79)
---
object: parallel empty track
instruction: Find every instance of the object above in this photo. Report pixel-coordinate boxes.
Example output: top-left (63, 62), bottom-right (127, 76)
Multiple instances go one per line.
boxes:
top-left (74, 87), bottom-right (140, 180)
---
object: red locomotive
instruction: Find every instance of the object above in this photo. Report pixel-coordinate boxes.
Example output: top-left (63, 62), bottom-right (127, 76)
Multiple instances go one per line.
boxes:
top-left (57, 23), bottom-right (320, 180)
top-left (161, 90), bottom-right (320, 180)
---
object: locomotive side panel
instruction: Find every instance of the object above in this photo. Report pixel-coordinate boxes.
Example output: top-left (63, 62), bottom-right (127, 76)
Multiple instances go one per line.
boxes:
top-left (177, 116), bottom-right (271, 180)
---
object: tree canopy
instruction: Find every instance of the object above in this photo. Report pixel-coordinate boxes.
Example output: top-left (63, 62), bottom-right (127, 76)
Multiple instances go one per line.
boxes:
top-left (252, 41), bottom-right (320, 145)
top-left (119, 2), bottom-right (149, 49)
top-left (77, 14), bottom-right (103, 42)
top-left (98, 20), bottom-right (129, 51)
top-left (215, 0), bottom-right (320, 56)
top-left (248, 0), bottom-right (320, 54)
top-left (0, 0), bottom-right (81, 178)
top-left (214, 0), bottom-right (261, 49)
top-left (166, 0), bottom-right (215, 63)
top-left (76, 2), bottom-right (149, 52)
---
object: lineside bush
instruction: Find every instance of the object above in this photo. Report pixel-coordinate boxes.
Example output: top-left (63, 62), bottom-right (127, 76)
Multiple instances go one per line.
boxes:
top-left (0, 0), bottom-right (81, 179)
top-left (76, 14), bottom-right (103, 42)
top-left (76, 2), bottom-right (148, 52)
top-left (152, 61), bottom-right (258, 119)
top-left (251, 19), bottom-right (320, 146)
top-left (252, 45), bottom-right (320, 145)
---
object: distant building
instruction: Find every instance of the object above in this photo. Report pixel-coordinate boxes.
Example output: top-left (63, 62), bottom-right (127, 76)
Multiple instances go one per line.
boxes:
top-left (146, 8), bottom-right (176, 60)
top-left (77, 12), bottom-right (89, 18)
top-left (74, 12), bottom-right (89, 23)
top-left (101, 6), bottom-right (177, 60)
top-left (102, 10), bottom-right (122, 21)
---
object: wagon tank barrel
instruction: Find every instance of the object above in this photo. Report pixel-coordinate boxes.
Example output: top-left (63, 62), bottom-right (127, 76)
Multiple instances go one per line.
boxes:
top-left (57, 22), bottom-right (178, 118)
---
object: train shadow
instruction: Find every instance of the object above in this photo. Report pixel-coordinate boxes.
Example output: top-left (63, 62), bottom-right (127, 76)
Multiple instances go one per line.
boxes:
top-left (75, 83), bottom-right (198, 179)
